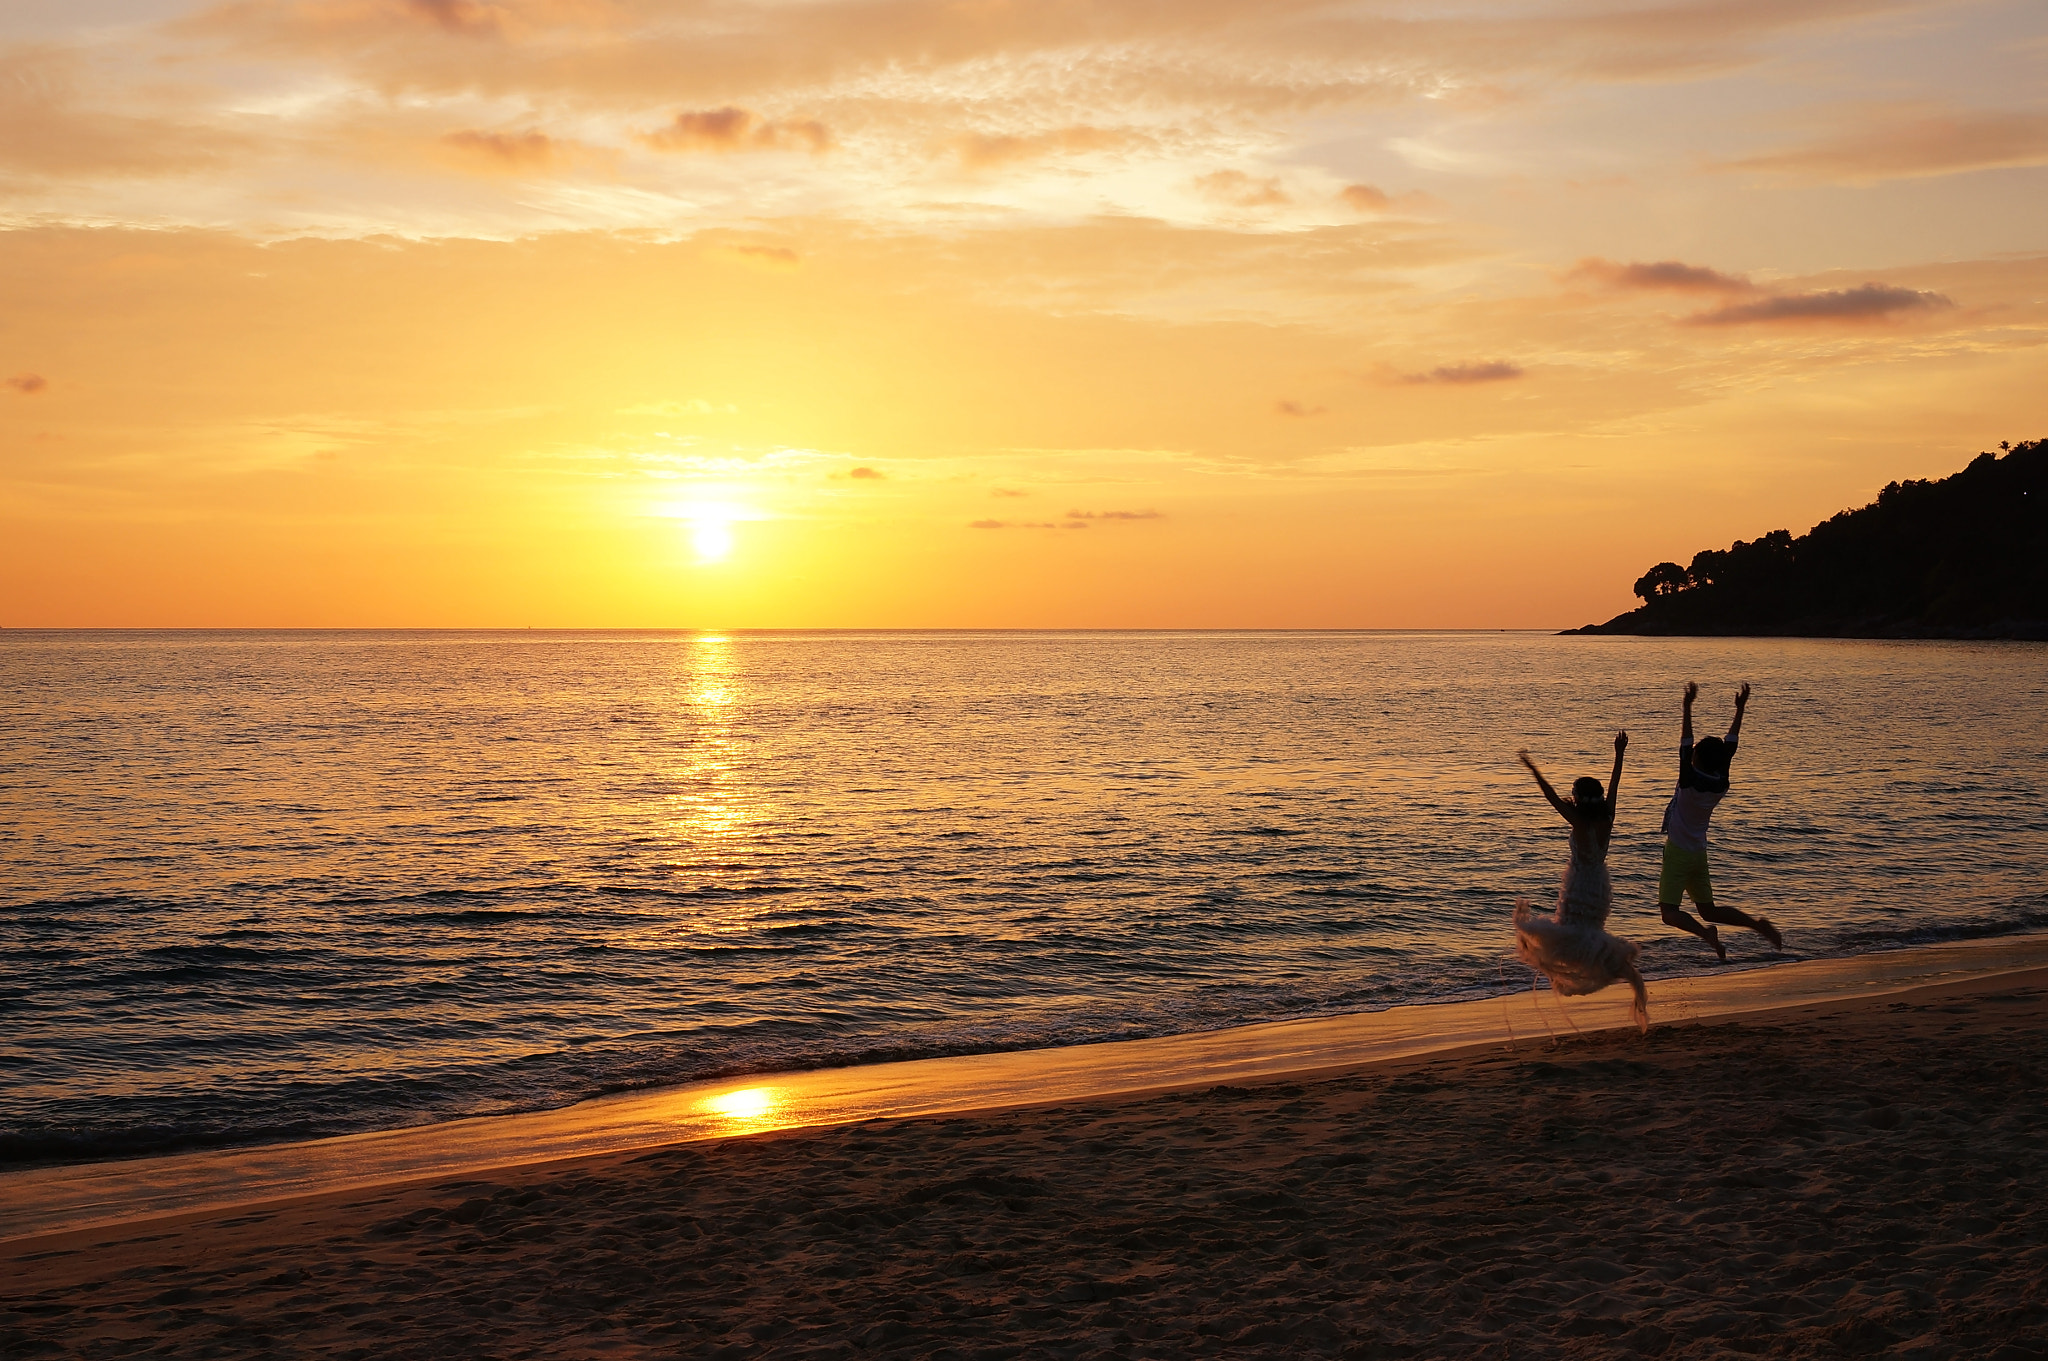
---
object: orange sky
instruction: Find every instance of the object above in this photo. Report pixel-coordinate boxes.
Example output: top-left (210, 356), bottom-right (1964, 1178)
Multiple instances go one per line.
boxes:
top-left (3, 0), bottom-right (2044, 627)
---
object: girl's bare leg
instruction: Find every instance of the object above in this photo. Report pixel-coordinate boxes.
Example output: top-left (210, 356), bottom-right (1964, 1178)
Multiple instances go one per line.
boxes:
top-left (1622, 963), bottom-right (1649, 1034)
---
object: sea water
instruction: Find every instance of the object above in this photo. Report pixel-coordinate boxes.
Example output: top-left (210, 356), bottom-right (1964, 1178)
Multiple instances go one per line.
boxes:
top-left (4, 630), bottom-right (2043, 1167)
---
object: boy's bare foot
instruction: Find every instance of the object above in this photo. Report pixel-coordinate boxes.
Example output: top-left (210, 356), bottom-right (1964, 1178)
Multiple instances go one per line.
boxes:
top-left (1755, 917), bottom-right (1784, 951)
top-left (1703, 923), bottom-right (1728, 963)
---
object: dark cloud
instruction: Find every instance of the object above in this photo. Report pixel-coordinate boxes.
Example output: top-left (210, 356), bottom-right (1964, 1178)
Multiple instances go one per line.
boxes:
top-left (1685, 283), bottom-right (1953, 325)
top-left (442, 129), bottom-right (560, 166)
top-left (1403, 361), bottom-right (1522, 385)
top-left (849, 465), bottom-right (883, 480)
top-left (7, 373), bottom-right (48, 394)
top-left (1570, 257), bottom-right (1753, 293)
top-left (641, 108), bottom-right (832, 155)
top-left (1066, 509), bottom-right (1163, 521)
top-left (1275, 399), bottom-right (1325, 417)
top-left (1194, 170), bottom-right (1289, 208)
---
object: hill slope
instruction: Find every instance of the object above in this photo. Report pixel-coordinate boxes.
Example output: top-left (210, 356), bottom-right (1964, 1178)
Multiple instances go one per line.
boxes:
top-left (1571, 438), bottom-right (2047, 638)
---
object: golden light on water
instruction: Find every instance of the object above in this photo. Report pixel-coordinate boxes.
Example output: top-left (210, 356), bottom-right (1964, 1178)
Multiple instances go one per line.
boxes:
top-left (703, 1087), bottom-right (776, 1122)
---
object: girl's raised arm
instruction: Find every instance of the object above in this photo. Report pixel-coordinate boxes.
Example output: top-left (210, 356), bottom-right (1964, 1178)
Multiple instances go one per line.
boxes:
top-left (1608, 730), bottom-right (1628, 809)
top-left (1517, 750), bottom-right (1577, 824)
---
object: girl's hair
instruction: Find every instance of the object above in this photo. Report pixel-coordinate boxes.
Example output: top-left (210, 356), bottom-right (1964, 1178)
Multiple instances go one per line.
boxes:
top-left (1571, 776), bottom-right (1605, 804)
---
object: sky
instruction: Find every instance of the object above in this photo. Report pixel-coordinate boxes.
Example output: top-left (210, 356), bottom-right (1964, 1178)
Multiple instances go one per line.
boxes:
top-left (2, 0), bottom-right (2043, 628)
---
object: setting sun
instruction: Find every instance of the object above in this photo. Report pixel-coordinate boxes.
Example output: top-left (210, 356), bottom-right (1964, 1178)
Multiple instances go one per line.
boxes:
top-left (691, 521), bottom-right (734, 564)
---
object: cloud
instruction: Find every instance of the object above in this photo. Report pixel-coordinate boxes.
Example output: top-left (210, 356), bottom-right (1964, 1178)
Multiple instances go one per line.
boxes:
top-left (1338, 184), bottom-right (1392, 212)
top-left (0, 47), bottom-right (253, 177)
top-left (848, 465), bottom-right (884, 480)
top-left (1066, 509), bottom-right (1163, 521)
top-left (441, 129), bottom-right (565, 168)
top-left (1195, 170), bottom-right (1290, 208)
top-left (734, 244), bottom-right (800, 267)
top-left (950, 126), bottom-right (1142, 170)
top-left (1569, 257), bottom-right (1754, 293)
top-left (1275, 400), bottom-right (1325, 417)
top-left (991, 489), bottom-right (1029, 498)
top-left (970, 519), bottom-right (1066, 529)
top-left (6, 373), bottom-right (48, 395)
top-left (1402, 361), bottom-right (1523, 385)
top-left (402, 0), bottom-right (506, 37)
top-left (619, 398), bottom-right (733, 416)
top-left (1725, 108), bottom-right (2048, 185)
top-left (639, 108), bottom-right (832, 155)
top-left (1684, 283), bottom-right (1953, 325)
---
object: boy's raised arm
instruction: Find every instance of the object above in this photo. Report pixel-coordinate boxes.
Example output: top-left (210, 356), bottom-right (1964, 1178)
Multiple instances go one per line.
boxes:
top-left (1726, 681), bottom-right (1750, 746)
top-left (1681, 681), bottom-right (1697, 745)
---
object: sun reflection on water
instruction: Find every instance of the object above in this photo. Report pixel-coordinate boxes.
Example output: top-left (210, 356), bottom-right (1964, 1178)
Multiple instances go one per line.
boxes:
top-left (703, 1086), bottom-right (777, 1122)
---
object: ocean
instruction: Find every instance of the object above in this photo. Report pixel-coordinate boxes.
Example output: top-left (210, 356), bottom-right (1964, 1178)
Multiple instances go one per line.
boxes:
top-left (4, 630), bottom-right (2044, 1168)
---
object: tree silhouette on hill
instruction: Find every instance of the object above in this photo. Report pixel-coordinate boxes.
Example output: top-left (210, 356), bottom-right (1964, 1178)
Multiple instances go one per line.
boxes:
top-left (1571, 438), bottom-right (2047, 638)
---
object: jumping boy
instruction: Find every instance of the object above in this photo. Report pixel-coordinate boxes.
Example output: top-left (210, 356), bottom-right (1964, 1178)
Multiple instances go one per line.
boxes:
top-left (1658, 681), bottom-right (1783, 959)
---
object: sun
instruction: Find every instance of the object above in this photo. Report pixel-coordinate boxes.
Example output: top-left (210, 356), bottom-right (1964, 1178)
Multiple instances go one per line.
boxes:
top-left (691, 520), bottom-right (735, 562)
top-left (665, 500), bottom-right (753, 564)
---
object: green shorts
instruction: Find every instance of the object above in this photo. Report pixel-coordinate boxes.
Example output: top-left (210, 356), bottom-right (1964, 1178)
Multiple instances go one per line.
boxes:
top-left (1659, 843), bottom-right (1714, 907)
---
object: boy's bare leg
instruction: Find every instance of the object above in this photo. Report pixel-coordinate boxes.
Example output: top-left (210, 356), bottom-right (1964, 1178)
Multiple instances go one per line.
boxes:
top-left (1700, 901), bottom-right (1784, 950)
top-left (1661, 903), bottom-right (1727, 961)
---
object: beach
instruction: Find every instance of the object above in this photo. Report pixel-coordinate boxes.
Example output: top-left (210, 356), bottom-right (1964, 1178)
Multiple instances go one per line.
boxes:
top-left (9, 966), bottom-right (2045, 1360)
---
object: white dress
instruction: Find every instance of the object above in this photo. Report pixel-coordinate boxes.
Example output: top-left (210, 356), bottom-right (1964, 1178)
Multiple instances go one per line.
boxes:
top-left (1513, 810), bottom-right (1644, 1005)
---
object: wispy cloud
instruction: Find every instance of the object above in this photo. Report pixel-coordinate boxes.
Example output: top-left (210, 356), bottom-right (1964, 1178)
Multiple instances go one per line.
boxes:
top-left (1402, 361), bottom-right (1522, 385)
top-left (950, 126), bottom-right (1144, 170)
top-left (970, 519), bottom-right (1080, 530)
top-left (1725, 107), bottom-right (2048, 185)
top-left (848, 465), bottom-right (884, 480)
top-left (400, 0), bottom-right (507, 38)
top-left (1339, 184), bottom-right (1391, 212)
top-left (734, 244), bottom-right (800, 267)
top-left (1569, 257), bottom-right (1754, 293)
top-left (1684, 283), bottom-right (1953, 325)
top-left (6, 373), bottom-right (48, 395)
top-left (639, 108), bottom-right (832, 155)
top-left (1275, 400), bottom-right (1325, 417)
top-left (1066, 509), bottom-right (1163, 521)
top-left (1194, 170), bottom-right (1289, 208)
top-left (442, 129), bottom-right (572, 169)
top-left (618, 398), bottom-right (735, 417)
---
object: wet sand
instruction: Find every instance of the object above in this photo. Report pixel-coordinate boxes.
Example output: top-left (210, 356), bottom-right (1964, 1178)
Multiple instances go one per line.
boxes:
top-left (8, 967), bottom-right (2048, 1359)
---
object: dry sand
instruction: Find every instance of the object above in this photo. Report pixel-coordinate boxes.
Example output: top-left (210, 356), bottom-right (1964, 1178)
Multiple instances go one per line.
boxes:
top-left (7, 968), bottom-right (2048, 1360)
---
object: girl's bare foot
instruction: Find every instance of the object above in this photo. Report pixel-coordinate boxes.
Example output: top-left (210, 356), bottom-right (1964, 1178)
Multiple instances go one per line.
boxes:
top-left (1756, 917), bottom-right (1784, 951)
top-left (1704, 923), bottom-right (1728, 963)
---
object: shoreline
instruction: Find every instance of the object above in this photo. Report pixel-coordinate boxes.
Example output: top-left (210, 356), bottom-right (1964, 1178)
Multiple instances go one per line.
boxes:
top-left (7, 931), bottom-right (2047, 1246)
top-left (8, 958), bottom-right (2047, 1358)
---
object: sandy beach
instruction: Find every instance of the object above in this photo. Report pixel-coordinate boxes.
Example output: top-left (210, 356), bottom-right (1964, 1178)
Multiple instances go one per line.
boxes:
top-left (8, 966), bottom-right (2047, 1360)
